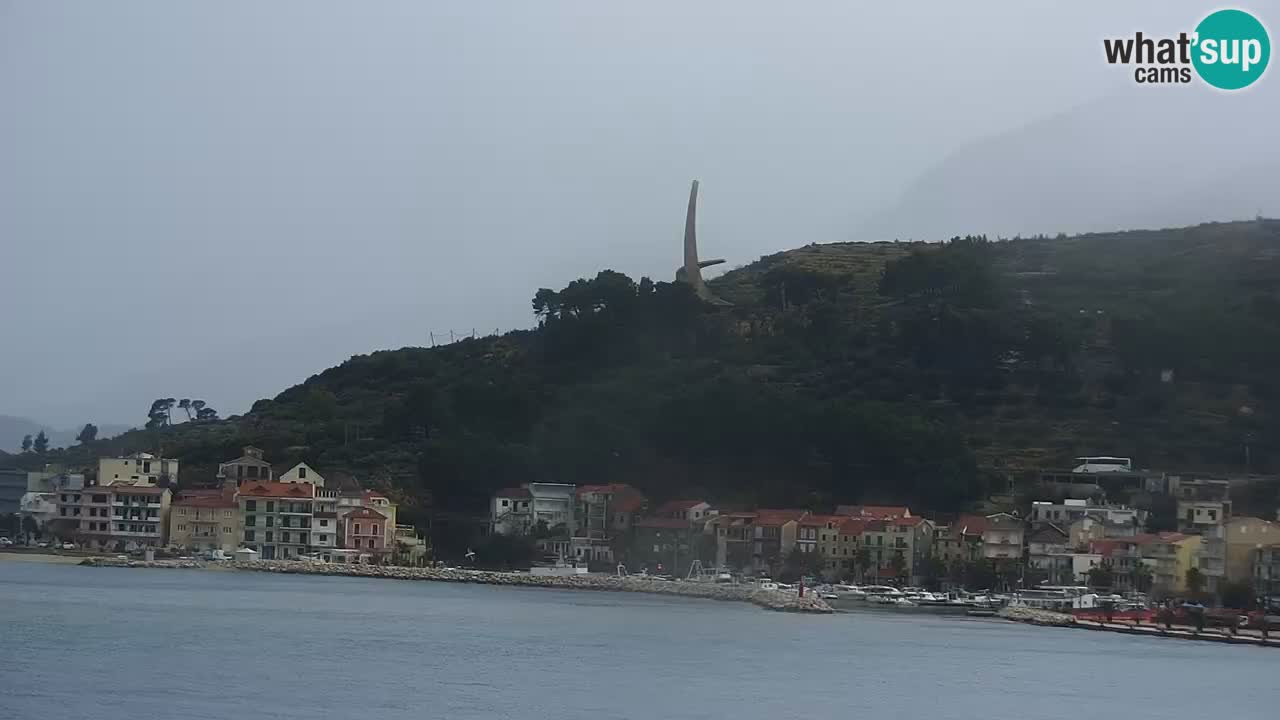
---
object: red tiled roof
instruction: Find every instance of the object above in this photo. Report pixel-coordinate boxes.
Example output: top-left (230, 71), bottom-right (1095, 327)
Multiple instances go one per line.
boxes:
top-left (800, 513), bottom-right (845, 527)
top-left (891, 516), bottom-right (926, 528)
top-left (238, 482), bottom-right (315, 499)
top-left (496, 487), bottom-right (532, 499)
top-left (953, 514), bottom-right (990, 536)
top-left (754, 509), bottom-right (806, 526)
top-left (612, 494), bottom-right (646, 513)
top-left (635, 517), bottom-right (695, 529)
top-left (839, 518), bottom-right (869, 535)
top-left (344, 507), bottom-right (387, 521)
top-left (656, 499), bottom-right (706, 513)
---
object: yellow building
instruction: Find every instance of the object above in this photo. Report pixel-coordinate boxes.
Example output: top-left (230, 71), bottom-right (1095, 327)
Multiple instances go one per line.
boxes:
top-left (1139, 532), bottom-right (1201, 594)
top-left (98, 452), bottom-right (179, 486)
top-left (1223, 517), bottom-right (1279, 582)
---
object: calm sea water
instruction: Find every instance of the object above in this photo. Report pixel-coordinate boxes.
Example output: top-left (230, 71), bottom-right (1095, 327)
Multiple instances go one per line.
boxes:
top-left (1, 562), bottom-right (1276, 720)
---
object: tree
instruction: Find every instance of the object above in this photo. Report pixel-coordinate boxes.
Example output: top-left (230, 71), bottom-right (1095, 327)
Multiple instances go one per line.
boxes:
top-left (32, 430), bottom-right (48, 454)
top-left (888, 551), bottom-right (908, 584)
top-left (146, 398), bottom-right (175, 429)
top-left (178, 399), bottom-right (192, 421)
top-left (1131, 562), bottom-right (1154, 594)
top-left (20, 434), bottom-right (32, 453)
top-left (1088, 564), bottom-right (1115, 589)
top-left (21, 515), bottom-right (39, 541)
top-left (1185, 567), bottom-right (1205, 595)
top-left (77, 423), bottom-right (98, 445)
top-left (195, 405), bottom-right (219, 422)
top-left (855, 547), bottom-right (873, 583)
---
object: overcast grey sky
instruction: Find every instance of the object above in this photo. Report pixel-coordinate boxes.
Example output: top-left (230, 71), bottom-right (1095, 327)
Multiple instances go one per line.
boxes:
top-left (0, 1), bottom-right (1262, 428)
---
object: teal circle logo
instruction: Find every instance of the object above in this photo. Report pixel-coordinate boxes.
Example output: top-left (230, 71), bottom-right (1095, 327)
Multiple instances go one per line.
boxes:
top-left (1192, 9), bottom-right (1270, 90)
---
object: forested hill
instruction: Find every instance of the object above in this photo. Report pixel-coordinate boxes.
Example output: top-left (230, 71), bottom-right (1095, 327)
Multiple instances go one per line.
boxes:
top-left (24, 219), bottom-right (1280, 526)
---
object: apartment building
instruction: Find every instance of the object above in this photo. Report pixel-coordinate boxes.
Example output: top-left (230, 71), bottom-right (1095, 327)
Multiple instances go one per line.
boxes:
top-left (1138, 532), bottom-right (1201, 594)
top-left (982, 513), bottom-right (1025, 561)
top-left (55, 484), bottom-right (171, 550)
top-left (169, 488), bottom-right (239, 553)
top-left (98, 453), bottom-right (179, 487)
top-left (218, 446), bottom-right (274, 484)
top-left (490, 483), bottom-right (574, 536)
top-left (238, 482), bottom-right (315, 560)
top-left (340, 507), bottom-right (388, 560)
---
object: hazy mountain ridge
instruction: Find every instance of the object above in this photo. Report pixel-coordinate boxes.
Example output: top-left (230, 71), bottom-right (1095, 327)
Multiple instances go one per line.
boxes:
top-left (856, 91), bottom-right (1280, 242)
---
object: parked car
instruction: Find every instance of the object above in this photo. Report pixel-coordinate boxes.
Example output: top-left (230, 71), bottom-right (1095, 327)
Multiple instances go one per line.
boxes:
top-left (61, 542), bottom-right (77, 550)
top-left (0, 536), bottom-right (13, 546)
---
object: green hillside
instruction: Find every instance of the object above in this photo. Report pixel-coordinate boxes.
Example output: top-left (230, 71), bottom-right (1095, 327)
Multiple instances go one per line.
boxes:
top-left (21, 219), bottom-right (1280, 538)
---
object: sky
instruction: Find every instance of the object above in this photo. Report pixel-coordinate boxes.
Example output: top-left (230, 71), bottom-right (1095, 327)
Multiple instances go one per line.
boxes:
top-left (0, 0), bottom-right (1261, 428)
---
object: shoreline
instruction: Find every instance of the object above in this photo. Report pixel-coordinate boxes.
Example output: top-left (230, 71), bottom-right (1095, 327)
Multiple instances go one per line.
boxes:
top-left (998, 606), bottom-right (1280, 648)
top-left (76, 557), bottom-right (834, 613)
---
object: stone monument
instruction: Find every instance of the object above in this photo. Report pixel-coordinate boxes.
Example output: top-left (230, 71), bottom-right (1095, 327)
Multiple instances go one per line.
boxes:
top-left (676, 179), bottom-right (732, 306)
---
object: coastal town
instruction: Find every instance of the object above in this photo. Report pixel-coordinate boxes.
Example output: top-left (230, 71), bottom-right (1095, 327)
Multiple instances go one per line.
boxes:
top-left (3, 450), bottom-right (1279, 620)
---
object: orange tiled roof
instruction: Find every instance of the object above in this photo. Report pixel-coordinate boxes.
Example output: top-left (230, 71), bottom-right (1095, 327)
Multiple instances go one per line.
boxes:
top-left (238, 482), bottom-right (315, 499)
top-left (754, 509), bottom-right (806, 526)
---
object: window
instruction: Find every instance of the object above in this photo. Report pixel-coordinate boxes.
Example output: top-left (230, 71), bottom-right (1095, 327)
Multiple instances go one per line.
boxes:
top-left (266, 501), bottom-right (274, 513)
top-left (245, 500), bottom-right (257, 511)
top-left (224, 510), bottom-right (233, 518)
top-left (247, 466), bottom-right (259, 479)
top-left (266, 531), bottom-right (274, 542)
top-left (501, 499), bottom-right (509, 507)
top-left (368, 539), bottom-right (375, 549)
top-left (320, 519), bottom-right (328, 527)
top-left (223, 527), bottom-right (230, 534)
top-left (143, 461), bottom-right (151, 473)
top-left (266, 516), bottom-right (274, 527)
top-left (245, 530), bottom-right (255, 541)
top-left (372, 524), bottom-right (379, 535)
top-left (298, 467), bottom-right (307, 479)
top-left (355, 523), bottom-right (362, 534)
top-left (1208, 510), bottom-right (1217, 521)
top-left (282, 532), bottom-right (290, 544)
top-left (245, 515), bottom-right (256, 527)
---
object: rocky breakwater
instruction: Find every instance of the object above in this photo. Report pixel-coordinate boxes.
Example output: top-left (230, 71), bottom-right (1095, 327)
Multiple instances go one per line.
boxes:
top-left (220, 560), bottom-right (833, 613)
top-left (80, 557), bottom-right (205, 570)
top-left (999, 606), bottom-right (1076, 627)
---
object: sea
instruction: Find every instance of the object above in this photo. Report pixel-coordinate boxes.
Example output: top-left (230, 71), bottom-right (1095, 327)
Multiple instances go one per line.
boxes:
top-left (0, 561), bottom-right (1276, 720)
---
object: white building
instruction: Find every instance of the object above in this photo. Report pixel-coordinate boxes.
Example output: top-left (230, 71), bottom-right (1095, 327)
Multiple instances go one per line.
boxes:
top-left (98, 453), bottom-right (179, 487)
top-left (278, 462), bottom-right (325, 487)
top-left (490, 483), bottom-right (577, 536)
top-left (1031, 499), bottom-right (1142, 528)
top-left (1177, 500), bottom-right (1229, 534)
top-left (312, 487), bottom-right (339, 558)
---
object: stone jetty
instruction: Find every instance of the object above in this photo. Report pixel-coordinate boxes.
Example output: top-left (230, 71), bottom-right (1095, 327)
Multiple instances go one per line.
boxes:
top-left (79, 557), bottom-right (833, 613)
top-left (998, 606), bottom-right (1076, 627)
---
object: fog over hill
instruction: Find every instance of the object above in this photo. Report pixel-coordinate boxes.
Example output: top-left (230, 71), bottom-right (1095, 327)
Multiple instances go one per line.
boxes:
top-left (0, 416), bottom-right (133, 455)
top-left (856, 88), bottom-right (1280, 242)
